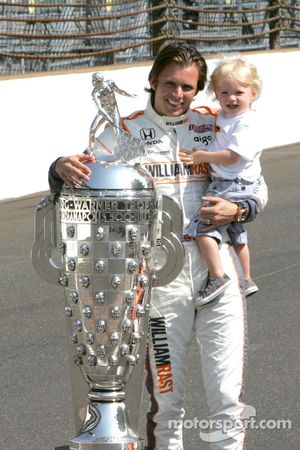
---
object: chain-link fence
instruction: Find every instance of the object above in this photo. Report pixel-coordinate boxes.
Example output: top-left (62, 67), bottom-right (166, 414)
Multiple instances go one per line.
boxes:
top-left (0, 1), bottom-right (299, 75)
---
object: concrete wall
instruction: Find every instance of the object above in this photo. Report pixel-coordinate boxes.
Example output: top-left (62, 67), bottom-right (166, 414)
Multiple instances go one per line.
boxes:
top-left (0, 49), bottom-right (299, 201)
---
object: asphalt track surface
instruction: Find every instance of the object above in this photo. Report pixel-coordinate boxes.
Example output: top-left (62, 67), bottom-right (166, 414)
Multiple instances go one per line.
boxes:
top-left (1, 144), bottom-right (299, 450)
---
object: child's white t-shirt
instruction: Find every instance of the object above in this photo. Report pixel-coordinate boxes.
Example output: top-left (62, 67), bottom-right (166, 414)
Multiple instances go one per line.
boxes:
top-left (209, 109), bottom-right (262, 181)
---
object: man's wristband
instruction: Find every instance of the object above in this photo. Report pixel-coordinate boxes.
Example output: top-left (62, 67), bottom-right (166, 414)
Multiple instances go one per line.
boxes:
top-left (234, 202), bottom-right (249, 222)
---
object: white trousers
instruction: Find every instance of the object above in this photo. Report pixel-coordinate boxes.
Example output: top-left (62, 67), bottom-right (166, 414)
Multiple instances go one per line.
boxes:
top-left (146, 241), bottom-right (247, 450)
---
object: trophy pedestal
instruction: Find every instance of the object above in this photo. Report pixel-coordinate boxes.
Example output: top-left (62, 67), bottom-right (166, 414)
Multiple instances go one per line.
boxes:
top-left (67, 396), bottom-right (144, 450)
top-left (55, 444), bottom-right (145, 449)
top-left (69, 444), bottom-right (144, 449)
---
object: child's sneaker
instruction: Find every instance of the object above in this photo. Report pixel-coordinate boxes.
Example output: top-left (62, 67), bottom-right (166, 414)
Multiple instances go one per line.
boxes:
top-left (195, 273), bottom-right (232, 307)
top-left (244, 278), bottom-right (259, 297)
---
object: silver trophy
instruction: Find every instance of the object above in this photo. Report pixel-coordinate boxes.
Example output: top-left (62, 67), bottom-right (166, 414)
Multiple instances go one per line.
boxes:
top-left (32, 74), bottom-right (184, 449)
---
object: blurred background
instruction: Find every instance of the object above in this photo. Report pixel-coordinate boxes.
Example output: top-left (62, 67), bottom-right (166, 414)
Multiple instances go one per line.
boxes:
top-left (0, 3), bottom-right (299, 450)
top-left (1, 0), bottom-right (299, 76)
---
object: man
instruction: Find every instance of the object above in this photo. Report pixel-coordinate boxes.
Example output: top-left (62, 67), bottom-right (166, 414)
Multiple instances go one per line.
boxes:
top-left (49, 42), bottom-right (267, 449)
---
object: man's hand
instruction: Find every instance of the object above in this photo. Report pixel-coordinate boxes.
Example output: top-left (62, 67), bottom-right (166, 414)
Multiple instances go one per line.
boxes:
top-left (55, 154), bottom-right (96, 187)
top-left (200, 196), bottom-right (238, 227)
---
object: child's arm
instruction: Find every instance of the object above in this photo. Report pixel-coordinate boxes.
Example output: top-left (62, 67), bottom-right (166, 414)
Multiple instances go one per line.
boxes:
top-left (179, 149), bottom-right (240, 166)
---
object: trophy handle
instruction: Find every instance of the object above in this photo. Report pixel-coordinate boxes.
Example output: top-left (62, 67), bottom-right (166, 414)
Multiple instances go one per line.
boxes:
top-left (32, 194), bottom-right (62, 285)
top-left (152, 195), bottom-right (185, 287)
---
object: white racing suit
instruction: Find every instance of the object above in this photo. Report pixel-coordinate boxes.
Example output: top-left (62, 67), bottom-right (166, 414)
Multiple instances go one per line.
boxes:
top-left (49, 100), bottom-right (268, 450)
top-left (120, 101), bottom-right (254, 450)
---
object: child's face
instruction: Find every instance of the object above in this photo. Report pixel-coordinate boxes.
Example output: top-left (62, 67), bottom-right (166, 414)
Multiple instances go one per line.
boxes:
top-left (215, 77), bottom-right (255, 117)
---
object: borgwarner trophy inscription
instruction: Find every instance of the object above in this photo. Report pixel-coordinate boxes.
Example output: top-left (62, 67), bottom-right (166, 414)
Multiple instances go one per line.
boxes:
top-left (59, 197), bottom-right (157, 224)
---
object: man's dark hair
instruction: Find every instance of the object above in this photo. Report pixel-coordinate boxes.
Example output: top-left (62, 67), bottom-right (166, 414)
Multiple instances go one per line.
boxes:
top-left (146, 41), bottom-right (208, 103)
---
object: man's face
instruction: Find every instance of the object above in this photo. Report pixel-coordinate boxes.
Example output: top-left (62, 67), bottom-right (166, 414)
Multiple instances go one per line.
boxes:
top-left (150, 63), bottom-right (199, 117)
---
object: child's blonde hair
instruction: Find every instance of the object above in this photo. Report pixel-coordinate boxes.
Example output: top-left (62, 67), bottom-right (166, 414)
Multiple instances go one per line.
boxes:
top-left (208, 55), bottom-right (262, 100)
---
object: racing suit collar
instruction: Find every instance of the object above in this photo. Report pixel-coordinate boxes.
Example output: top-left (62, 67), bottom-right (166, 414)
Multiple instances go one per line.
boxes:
top-left (146, 99), bottom-right (190, 129)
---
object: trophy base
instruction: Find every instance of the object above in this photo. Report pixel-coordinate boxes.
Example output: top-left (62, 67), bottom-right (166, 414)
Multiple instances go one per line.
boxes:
top-left (55, 446), bottom-right (144, 450)
top-left (68, 400), bottom-right (145, 450)
top-left (70, 444), bottom-right (144, 450)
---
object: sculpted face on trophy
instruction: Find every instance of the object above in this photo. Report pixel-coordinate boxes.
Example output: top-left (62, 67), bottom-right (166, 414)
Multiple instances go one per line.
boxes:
top-left (32, 73), bottom-right (185, 450)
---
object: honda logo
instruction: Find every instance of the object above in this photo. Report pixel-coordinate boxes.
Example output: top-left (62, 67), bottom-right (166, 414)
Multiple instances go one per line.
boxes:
top-left (140, 128), bottom-right (156, 140)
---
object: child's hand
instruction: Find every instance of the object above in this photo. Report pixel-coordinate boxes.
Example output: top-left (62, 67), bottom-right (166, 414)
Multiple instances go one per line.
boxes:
top-left (191, 150), bottom-right (206, 164)
top-left (179, 150), bottom-right (194, 165)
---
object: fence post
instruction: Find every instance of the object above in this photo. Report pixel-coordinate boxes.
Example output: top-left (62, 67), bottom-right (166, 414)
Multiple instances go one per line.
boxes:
top-left (269, 0), bottom-right (281, 49)
top-left (150, 0), bottom-right (168, 56)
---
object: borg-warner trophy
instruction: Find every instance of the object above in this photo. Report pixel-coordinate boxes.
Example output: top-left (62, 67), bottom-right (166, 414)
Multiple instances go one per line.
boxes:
top-left (32, 74), bottom-right (185, 449)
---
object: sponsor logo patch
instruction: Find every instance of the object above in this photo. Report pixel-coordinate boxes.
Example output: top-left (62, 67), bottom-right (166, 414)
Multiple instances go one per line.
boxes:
top-left (165, 117), bottom-right (188, 126)
top-left (150, 316), bottom-right (173, 394)
top-left (140, 128), bottom-right (156, 140)
top-left (145, 162), bottom-right (210, 178)
top-left (189, 123), bottom-right (214, 133)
